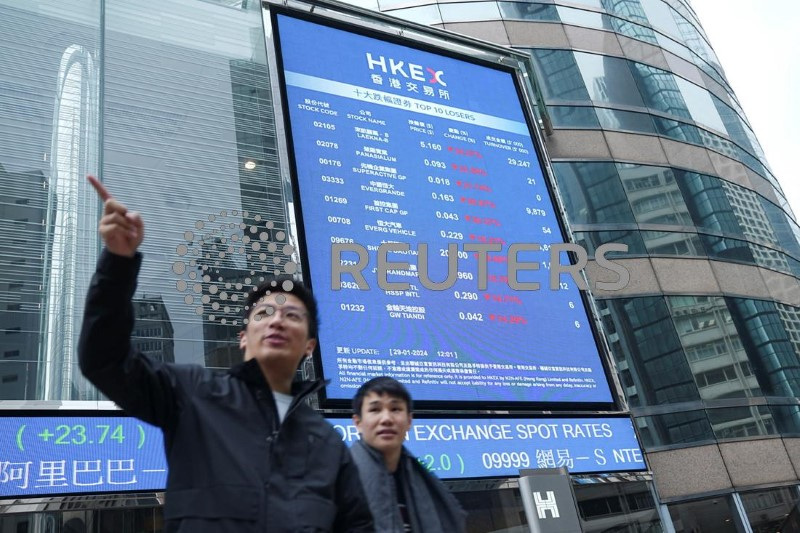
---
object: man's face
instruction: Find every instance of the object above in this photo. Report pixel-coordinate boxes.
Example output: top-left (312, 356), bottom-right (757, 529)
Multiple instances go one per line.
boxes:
top-left (353, 392), bottom-right (412, 455)
top-left (239, 292), bottom-right (316, 373)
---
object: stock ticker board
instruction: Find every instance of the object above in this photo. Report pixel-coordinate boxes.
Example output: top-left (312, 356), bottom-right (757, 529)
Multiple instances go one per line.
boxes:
top-left (0, 415), bottom-right (644, 498)
top-left (274, 13), bottom-right (614, 405)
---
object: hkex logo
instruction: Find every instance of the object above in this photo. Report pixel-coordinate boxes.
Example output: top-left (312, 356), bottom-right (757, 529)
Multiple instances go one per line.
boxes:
top-left (366, 52), bottom-right (446, 86)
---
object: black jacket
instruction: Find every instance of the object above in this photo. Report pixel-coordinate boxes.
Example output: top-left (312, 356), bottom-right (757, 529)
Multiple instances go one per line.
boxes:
top-left (78, 250), bottom-right (374, 533)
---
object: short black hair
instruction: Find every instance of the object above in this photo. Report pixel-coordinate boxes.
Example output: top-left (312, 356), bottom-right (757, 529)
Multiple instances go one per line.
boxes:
top-left (241, 275), bottom-right (319, 340)
top-left (352, 376), bottom-right (413, 416)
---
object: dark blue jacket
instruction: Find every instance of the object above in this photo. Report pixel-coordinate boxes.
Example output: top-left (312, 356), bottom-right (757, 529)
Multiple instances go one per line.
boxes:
top-left (78, 250), bottom-right (374, 533)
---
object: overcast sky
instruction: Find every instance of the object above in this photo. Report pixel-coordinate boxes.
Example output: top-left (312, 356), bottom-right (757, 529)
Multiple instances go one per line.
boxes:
top-left (689, 0), bottom-right (800, 217)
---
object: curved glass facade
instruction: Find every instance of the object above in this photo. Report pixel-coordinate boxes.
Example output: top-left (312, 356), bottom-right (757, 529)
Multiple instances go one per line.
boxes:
top-left (366, 0), bottom-right (800, 529)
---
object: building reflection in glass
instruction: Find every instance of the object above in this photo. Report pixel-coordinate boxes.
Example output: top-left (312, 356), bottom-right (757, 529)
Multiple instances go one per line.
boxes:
top-left (666, 296), bottom-right (758, 401)
top-left (0, 166), bottom-right (52, 400)
top-left (41, 44), bottom-right (99, 400)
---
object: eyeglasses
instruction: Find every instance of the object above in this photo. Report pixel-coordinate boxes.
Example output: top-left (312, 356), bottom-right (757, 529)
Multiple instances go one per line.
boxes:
top-left (252, 305), bottom-right (307, 323)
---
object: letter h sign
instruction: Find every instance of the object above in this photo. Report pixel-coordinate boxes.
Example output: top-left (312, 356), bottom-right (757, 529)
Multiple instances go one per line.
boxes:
top-left (534, 491), bottom-right (559, 519)
top-left (518, 467), bottom-right (582, 533)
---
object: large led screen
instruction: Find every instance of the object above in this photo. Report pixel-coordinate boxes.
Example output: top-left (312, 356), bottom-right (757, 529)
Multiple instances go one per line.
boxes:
top-left (274, 13), bottom-right (613, 405)
top-left (0, 415), bottom-right (643, 497)
top-left (0, 416), bottom-right (166, 498)
top-left (330, 415), bottom-right (646, 478)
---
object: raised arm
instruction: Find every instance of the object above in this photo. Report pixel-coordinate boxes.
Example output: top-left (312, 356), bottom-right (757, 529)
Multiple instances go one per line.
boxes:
top-left (78, 176), bottom-right (180, 428)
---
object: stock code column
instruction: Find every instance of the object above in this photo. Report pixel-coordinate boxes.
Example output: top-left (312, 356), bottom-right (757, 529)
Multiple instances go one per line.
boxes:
top-left (276, 13), bottom-right (612, 405)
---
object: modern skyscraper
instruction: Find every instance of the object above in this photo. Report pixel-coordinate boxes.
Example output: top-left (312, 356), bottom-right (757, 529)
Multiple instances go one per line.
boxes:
top-left (355, 0), bottom-right (800, 529)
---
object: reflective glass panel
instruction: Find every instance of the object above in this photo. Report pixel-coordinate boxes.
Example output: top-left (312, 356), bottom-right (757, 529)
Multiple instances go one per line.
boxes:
top-left (712, 95), bottom-right (756, 155)
top-left (0, 505), bottom-right (164, 532)
top-left (695, 58), bottom-right (727, 90)
top-left (653, 117), bottom-right (702, 144)
top-left (0, 1), bottom-right (100, 401)
top-left (776, 303), bottom-right (800, 363)
top-left (770, 404), bottom-right (800, 437)
top-left (699, 234), bottom-right (755, 264)
top-left (530, 49), bottom-right (591, 101)
top-left (741, 120), bottom-right (766, 161)
top-left (741, 486), bottom-right (800, 533)
top-left (655, 32), bottom-right (693, 63)
top-left (675, 77), bottom-right (726, 133)
top-left (552, 162), bottom-right (636, 224)
top-left (788, 256), bottom-right (800, 278)
top-left (748, 242), bottom-right (792, 275)
top-left (629, 62), bottom-right (690, 119)
top-left (547, 105), bottom-right (600, 128)
top-left (566, 0), bottom-right (603, 8)
top-left (726, 298), bottom-right (800, 398)
top-left (595, 107), bottom-right (655, 133)
top-left (634, 410), bottom-right (714, 448)
top-left (574, 230), bottom-right (646, 257)
top-left (103, 0), bottom-right (289, 385)
top-left (672, 11), bottom-right (721, 73)
top-left (720, 180), bottom-right (782, 244)
top-left (707, 405), bottom-right (776, 440)
top-left (600, 297), bottom-right (700, 408)
top-left (675, 171), bottom-right (742, 235)
top-left (575, 481), bottom-right (663, 532)
top-left (557, 5), bottom-right (613, 31)
top-left (667, 296), bottom-right (761, 400)
top-left (574, 52), bottom-right (645, 107)
top-left (609, 17), bottom-right (658, 44)
top-left (701, 129), bottom-right (740, 162)
top-left (617, 164), bottom-right (692, 226)
top-left (498, 2), bottom-right (558, 21)
top-left (640, 231), bottom-right (703, 257)
top-left (453, 487), bottom-right (529, 532)
top-left (639, 0), bottom-right (680, 37)
top-left (668, 495), bottom-right (748, 533)
top-left (759, 197), bottom-right (800, 258)
top-left (601, 0), bottom-right (649, 24)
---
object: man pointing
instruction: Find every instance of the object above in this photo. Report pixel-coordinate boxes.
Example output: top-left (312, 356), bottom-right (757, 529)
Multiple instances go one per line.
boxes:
top-left (79, 176), bottom-right (373, 532)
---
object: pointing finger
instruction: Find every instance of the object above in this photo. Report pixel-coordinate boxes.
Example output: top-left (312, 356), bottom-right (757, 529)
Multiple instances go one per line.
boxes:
top-left (87, 175), bottom-right (112, 202)
top-left (103, 198), bottom-right (129, 217)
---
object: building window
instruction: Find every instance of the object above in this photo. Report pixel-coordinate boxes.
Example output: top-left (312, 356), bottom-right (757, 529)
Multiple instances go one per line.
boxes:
top-left (668, 495), bottom-right (743, 532)
top-left (740, 486), bottom-right (800, 532)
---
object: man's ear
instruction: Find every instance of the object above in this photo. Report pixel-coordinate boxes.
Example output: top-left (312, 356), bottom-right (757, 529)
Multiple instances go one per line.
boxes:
top-left (304, 337), bottom-right (317, 358)
top-left (352, 414), bottom-right (362, 431)
top-left (238, 330), bottom-right (246, 350)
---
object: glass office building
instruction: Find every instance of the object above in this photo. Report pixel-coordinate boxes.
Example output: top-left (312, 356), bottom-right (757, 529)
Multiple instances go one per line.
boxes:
top-left (1, 0), bottom-right (799, 531)
top-left (369, 0), bottom-right (800, 530)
